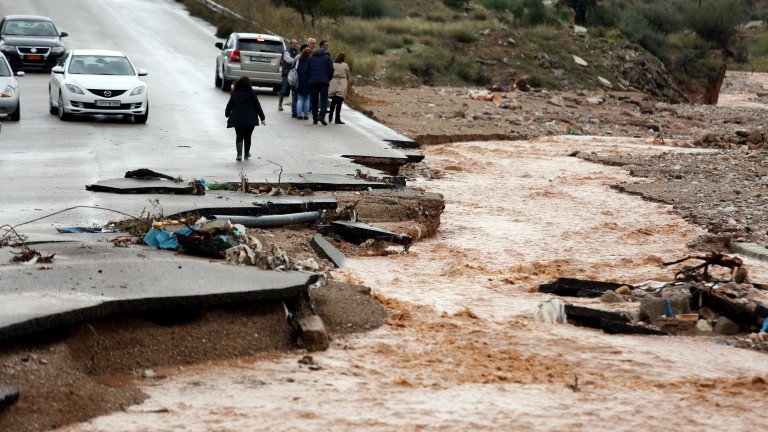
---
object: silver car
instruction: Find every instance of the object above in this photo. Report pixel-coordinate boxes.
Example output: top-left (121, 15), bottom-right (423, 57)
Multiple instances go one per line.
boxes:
top-left (0, 52), bottom-right (23, 120)
top-left (215, 32), bottom-right (285, 92)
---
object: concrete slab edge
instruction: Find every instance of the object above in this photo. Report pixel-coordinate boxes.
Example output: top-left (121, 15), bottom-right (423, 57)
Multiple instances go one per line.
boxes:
top-left (311, 234), bottom-right (347, 268)
top-left (0, 278), bottom-right (315, 342)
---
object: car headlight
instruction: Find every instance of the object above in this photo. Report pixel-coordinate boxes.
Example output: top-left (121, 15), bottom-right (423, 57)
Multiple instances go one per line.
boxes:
top-left (130, 85), bottom-right (145, 96)
top-left (51, 47), bottom-right (65, 54)
top-left (0, 43), bottom-right (15, 53)
top-left (1, 85), bottom-right (15, 98)
top-left (65, 83), bottom-right (84, 94)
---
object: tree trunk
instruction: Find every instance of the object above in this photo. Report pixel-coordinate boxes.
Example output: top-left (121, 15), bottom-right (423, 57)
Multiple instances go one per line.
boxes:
top-left (574, 5), bottom-right (587, 25)
top-left (703, 50), bottom-right (728, 105)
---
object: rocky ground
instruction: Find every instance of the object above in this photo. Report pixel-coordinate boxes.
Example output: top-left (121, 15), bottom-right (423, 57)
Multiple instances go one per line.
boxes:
top-left (3, 71), bottom-right (768, 431)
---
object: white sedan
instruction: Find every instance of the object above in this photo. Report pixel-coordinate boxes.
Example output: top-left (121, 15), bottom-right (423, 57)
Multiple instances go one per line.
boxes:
top-left (48, 49), bottom-right (148, 123)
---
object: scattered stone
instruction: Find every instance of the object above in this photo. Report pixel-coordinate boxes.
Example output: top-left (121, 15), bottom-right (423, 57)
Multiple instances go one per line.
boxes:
top-left (572, 55), bottom-right (588, 67)
top-left (0, 384), bottom-right (19, 410)
top-left (601, 290), bottom-right (623, 303)
top-left (297, 315), bottom-right (329, 351)
top-left (697, 319), bottom-right (714, 332)
top-left (714, 316), bottom-right (741, 335)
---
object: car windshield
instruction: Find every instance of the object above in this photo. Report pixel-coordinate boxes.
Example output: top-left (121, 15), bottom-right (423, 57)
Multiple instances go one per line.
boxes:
top-left (68, 55), bottom-right (135, 76)
top-left (0, 60), bottom-right (9, 77)
top-left (239, 39), bottom-right (283, 53)
top-left (3, 20), bottom-right (58, 37)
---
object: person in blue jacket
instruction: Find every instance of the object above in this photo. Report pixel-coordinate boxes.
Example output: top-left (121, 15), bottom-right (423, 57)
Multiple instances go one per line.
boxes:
top-left (225, 76), bottom-right (266, 161)
top-left (294, 48), bottom-right (312, 120)
top-left (306, 39), bottom-right (334, 125)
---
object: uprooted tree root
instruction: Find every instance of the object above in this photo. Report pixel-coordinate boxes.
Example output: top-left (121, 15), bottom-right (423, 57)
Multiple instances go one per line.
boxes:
top-left (662, 252), bottom-right (748, 283)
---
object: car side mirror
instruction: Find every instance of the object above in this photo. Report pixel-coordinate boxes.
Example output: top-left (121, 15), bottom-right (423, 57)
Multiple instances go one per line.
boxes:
top-left (51, 65), bottom-right (64, 74)
top-left (60, 32), bottom-right (68, 37)
top-left (15, 71), bottom-right (24, 77)
top-left (137, 68), bottom-right (148, 76)
top-left (215, 42), bottom-right (223, 50)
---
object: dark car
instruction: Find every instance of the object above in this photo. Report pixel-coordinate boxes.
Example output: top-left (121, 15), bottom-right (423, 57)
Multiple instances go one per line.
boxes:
top-left (0, 15), bottom-right (68, 71)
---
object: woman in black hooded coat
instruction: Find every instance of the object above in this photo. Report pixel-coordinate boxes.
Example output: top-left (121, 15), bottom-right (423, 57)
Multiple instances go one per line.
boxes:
top-left (225, 76), bottom-right (266, 161)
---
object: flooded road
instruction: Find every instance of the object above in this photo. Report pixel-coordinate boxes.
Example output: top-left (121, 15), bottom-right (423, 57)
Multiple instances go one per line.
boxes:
top-left (59, 132), bottom-right (768, 431)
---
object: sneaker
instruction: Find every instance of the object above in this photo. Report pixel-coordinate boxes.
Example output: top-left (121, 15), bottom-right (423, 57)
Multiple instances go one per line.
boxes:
top-left (291, 114), bottom-right (297, 118)
top-left (245, 153), bottom-right (251, 159)
top-left (303, 115), bottom-right (309, 120)
top-left (236, 155), bottom-right (242, 161)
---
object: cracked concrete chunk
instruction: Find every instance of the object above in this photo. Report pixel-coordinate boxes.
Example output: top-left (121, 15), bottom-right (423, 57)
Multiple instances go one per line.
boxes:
top-left (297, 315), bottom-right (329, 351)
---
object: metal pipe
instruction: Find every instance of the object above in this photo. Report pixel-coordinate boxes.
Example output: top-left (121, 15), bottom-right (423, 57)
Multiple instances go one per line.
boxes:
top-left (211, 211), bottom-right (321, 228)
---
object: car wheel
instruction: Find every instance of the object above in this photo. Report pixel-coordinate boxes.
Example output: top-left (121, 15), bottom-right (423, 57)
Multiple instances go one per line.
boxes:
top-left (134, 103), bottom-right (149, 124)
top-left (48, 90), bottom-right (57, 115)
top-left (58, 92), bottom-right (72, 121)
top-left (221, 69), bottom-right (231, 92)
top-left (9, 102), bottom-right (20, 121)
top-left (214, 66), bottom-right (222, 87)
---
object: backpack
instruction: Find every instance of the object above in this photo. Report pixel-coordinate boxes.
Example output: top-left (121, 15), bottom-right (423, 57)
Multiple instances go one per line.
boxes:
top-left (287, 59), bottom-right (299, 87)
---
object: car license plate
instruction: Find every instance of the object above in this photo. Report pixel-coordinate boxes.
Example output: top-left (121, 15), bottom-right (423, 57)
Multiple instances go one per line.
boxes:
top-left (250, 56), bottom-right (270, 63)
top-left (95, 100), bottom-right (121, 107)
top-left (26, 54), bottom-right (42, 61)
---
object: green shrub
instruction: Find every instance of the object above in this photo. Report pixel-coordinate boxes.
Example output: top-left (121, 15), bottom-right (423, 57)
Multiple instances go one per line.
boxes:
top-left (635, 3), bottom-right (682, 34)
top-left (622, 11), bottom-right (668, 62)
top-left (442, 0), bottom-right (466, 8)
top-left (521, 0), bottom-right (547, 27)
top-left (446, 25), bottom-right (478, 43)
top-left (682, 0), bottom-right (745, 49)
top-left (476, 0), bottom-right (512, 12)
top-left (349, 54), bottom-right (377, 78)
top-left (587, 3), bottom-right (620, 28)
top-left (368, 42), bottom-right (387, 55)
top-left (341, 0), bottom-right (389, 18)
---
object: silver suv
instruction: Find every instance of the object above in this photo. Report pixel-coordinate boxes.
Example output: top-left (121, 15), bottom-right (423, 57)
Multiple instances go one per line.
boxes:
top-left (215, 32), bottom-right (285, 92)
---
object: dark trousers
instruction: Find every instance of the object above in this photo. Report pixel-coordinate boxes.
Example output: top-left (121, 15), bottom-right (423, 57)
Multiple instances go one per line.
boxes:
top-left (280, 76), bottom-right (291, 97)
top-left (234, 126), bottom-right (255, 156)
top-left (310, 83), bottom-right (329, 122)
top-left (328, 96), bottom-right (344, 121)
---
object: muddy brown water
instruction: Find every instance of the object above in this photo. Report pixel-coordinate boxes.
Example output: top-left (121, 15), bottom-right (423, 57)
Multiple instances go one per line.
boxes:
top-left (59, 75), bottom-right (768, 432)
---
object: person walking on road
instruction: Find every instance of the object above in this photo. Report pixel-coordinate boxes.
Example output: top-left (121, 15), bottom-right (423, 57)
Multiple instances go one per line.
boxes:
top-left (328, 52), bottom-right (351, 125)
top-left (225, 76), bottom-right (266, 161)
top-left (295, 48), bottom-right (312, 120)
top-left (279, 39), bottom-right (299, 115)
top-left (307, 39), bottom-right (333, 125)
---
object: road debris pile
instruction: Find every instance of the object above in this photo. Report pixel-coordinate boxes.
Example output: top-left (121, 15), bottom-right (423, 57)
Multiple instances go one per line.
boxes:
top-left (536, 253), bottom-right (768, 352)
top-left (130, 189), bottom-right (443, 270)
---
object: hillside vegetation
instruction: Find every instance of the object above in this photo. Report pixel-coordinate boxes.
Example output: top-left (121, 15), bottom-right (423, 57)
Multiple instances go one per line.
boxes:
top-left (181, 0), bottom-right (768, 102)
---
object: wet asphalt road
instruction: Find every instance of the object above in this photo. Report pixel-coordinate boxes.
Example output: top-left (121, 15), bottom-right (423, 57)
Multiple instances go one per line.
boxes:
top-left (0, 0), bottom-right (408, 233)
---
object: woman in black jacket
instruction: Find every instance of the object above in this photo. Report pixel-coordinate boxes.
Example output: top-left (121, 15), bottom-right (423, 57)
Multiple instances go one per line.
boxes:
top-left (225, 76), bottom-right (266, 161)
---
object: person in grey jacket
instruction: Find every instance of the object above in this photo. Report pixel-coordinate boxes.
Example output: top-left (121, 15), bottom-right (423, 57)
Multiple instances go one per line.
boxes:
top-left (306, 39), bottom-right (334, 125)
top-left (225, 76), bottom-right (266, 161)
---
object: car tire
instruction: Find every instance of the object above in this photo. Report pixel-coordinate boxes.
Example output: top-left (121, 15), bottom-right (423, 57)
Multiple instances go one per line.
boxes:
top-left (48, 90), bottom-right (57, 115)
top-left (221, 70), bottom-right (231, 92)
top-left (214, 66), bottom-right (222, 88)
top-left (134, 103), bottom-right (149, 124)
top-left (9, 102), bottom-right (20, 121)
top-left (58, 92), bottom-right (72, 121)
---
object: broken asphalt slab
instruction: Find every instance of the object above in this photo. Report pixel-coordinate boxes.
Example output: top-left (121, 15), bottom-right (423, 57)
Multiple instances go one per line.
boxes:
top-left (86, 173), bottom-right (406, 194)
top-left (166, 195), bottom-right (338, 220)
top-left (0, 238), bottom-right (317, 341)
